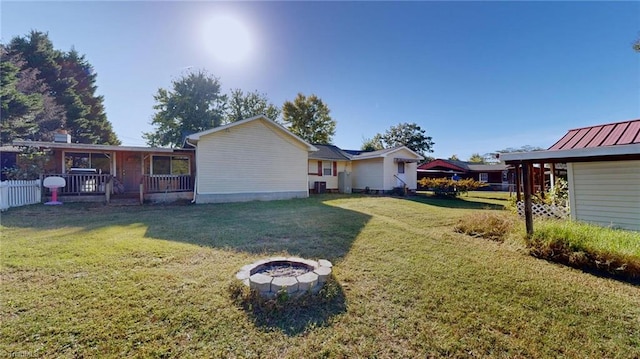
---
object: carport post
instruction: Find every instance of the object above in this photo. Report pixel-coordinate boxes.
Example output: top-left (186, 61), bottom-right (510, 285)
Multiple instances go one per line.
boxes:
top-left (522, 162), bottom-right (534, 237)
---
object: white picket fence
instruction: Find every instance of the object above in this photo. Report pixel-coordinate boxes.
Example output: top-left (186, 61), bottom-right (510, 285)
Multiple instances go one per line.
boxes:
top-left (0, 179), bottom-right (42, 211)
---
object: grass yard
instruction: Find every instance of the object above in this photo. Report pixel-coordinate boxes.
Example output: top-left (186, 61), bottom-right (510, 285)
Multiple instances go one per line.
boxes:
top-left (2, 194), bottom-right (639, 358)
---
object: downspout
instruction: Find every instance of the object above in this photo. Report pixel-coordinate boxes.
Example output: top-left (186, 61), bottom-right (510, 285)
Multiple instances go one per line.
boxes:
top-left (185, 138), bottom-right (198, 203)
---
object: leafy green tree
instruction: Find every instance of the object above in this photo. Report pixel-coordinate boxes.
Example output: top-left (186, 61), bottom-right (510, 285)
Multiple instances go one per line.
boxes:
top-left (370, 122), bottom-right (434, 157)
top-left (282, 93), bottom-right (336, 144)
top-left (361, 134), bottom-right (384, 151)
top-left (468, 153), bottom-right (485, 163)
top-left (225, 89), bottom-right (280, 123)
top-left (496, 145), bottom-right (544, 153)
top-left (448, 154), bottom-right (460, 161)
top-left (144, 70), bottom-right (227, 147)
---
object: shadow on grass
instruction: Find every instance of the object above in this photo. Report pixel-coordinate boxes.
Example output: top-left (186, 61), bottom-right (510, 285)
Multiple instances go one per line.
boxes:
top-left (2, 197), bottom-right (372, 262)
top-left (229, 277), bottom-right (347, 336)
top-left (407, 194), bottom-right (506, 210)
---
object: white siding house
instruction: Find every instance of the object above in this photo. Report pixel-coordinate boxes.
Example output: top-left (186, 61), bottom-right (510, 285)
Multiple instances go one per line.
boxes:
top-left (351, 147), bottom-right (423, 193)
top-left (186, 115), bottom-right (318, 203)
top-left (308, 144), bottom-right (353, 193)
top-left (351, 158), bottom-right (384, 191)
top-left (568, 161), bottom-right (640, 231)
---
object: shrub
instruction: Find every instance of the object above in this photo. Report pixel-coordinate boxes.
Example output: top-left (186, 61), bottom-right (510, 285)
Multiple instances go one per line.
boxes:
top-left (389, 186), bottom-right (406, 196)
top-left (418, 177), bottom-right (487, 197)
top-left (454, 212), bottom-right (517, 242)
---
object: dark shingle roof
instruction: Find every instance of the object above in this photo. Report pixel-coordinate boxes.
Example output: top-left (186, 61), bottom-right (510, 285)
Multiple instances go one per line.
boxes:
top-left (309, 144), bottom-right (352, 161)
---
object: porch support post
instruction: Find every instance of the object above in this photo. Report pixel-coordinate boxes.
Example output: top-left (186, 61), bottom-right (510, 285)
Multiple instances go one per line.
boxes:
top-left (105, 177), bottom-right (112, 203)
top-left (522, 162), bottom-right (534, 237)
top-left (538, 161), bottom-right (545, 198)
top-left (515, 165), bottom-right (522, 202)
top-left (549, 162), bottom-right (556, 191)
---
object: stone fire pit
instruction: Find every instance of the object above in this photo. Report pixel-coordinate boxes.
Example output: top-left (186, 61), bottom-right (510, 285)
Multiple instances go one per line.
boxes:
top-left (236, 257), bottom-right (332, 298)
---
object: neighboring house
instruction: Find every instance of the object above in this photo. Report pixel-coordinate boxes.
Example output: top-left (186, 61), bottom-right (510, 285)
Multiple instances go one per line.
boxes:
top-left (417, 159), bottom-right (513, 190)
top-left (308, 144), bottom-right (353, 193)
top-left (13, 134), bottom-right (195, 203)
top-left (349, 146), bottom-right (423, 193)
top-left (185, 115), bottom-right (318, 203)
top-left (502, 119), bottom-right (640, 232)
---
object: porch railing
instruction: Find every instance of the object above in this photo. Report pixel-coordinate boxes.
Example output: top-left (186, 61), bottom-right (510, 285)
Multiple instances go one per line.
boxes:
top-left (42, 173), bottom-right (112, 195)
top-left (142, 175), bottom-right (193, 193)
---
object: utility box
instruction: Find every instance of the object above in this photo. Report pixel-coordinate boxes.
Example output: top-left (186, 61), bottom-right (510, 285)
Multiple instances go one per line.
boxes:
top-left (314, 181), bottom-right (326, 194)
top-left (54, 133), bottom-right (71, 143)
top-left (338, 172), bottom-right (352, 194)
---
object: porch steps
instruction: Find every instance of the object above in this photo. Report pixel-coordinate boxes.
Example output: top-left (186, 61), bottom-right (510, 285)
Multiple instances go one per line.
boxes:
top-left (108, 197), bottom-right (141, 206)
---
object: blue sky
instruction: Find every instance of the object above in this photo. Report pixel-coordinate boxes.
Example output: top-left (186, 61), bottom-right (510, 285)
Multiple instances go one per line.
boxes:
top-left (2, 1), bottom-right (639, 160)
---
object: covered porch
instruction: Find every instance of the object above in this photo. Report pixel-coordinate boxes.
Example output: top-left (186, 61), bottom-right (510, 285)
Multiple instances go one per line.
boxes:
top-left (13, 140), bottom-right (195, 203)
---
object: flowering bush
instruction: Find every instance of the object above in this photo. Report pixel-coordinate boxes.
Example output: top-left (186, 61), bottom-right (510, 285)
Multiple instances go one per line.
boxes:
top-left (418, 177), bottom-right (487, 197)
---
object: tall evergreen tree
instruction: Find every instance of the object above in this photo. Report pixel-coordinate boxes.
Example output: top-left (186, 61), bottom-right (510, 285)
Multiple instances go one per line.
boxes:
top-left (3, 31), bottom-right (119, 144)
top-left (58, 49), bottom-right (119, 144)
top-left (0, 45), bottom-right (64, 144)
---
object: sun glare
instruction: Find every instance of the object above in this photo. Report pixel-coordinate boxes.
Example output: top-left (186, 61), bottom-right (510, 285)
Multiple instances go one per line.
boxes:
top-left (201, 14), bottom-right (252, 65)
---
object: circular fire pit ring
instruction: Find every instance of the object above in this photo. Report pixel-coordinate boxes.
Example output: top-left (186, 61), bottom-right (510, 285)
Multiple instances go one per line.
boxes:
top-left (236, 257), bottom-right (332, 298)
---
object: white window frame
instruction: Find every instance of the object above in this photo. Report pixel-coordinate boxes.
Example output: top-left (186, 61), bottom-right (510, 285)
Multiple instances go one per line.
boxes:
top-left (479, 173), bottom-right (489, 183)
top-left (323, 161), bottom-right (332, 176)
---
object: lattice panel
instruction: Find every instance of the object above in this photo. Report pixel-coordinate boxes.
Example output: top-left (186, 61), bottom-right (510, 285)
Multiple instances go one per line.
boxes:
top-left (517, 201), bottom-right (570, 219)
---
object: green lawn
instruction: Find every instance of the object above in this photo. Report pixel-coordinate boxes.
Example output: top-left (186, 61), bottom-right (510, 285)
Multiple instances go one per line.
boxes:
top-left (2, 194), bottom-right (639, 358)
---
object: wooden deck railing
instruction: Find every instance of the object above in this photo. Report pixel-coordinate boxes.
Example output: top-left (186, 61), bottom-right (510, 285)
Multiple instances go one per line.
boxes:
top-left (42, 173), bottom-right (112, 195)
top-left (142, 175), bottom-right (193, 193)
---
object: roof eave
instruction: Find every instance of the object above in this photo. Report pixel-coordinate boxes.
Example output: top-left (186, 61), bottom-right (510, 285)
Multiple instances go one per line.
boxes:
top-left (12, 140), bottom-right (184, 153)
top-left (501, 143), bottom-right (640, 163)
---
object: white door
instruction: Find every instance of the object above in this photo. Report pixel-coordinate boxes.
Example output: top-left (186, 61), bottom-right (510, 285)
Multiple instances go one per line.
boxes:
top-left (396, 162), bottom-right (406, 187)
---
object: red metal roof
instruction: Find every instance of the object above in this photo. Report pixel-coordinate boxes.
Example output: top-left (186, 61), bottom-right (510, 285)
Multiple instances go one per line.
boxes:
top-left (548, 119), bottom-right (640, 150)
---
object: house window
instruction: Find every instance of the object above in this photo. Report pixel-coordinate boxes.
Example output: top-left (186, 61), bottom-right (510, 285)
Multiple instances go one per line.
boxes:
top-left (479, 173), bottom-right (488, 183)
top-left (150, 156), bottom-right (189, 175)
top-left (308, 162), bottom-right (317, 175)
top-left (397, 162), bottom-right (405, 174)
top-left (323, 161), bottom-right (332, 176)
top-left (64, 152), bottom-right (110, 174)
